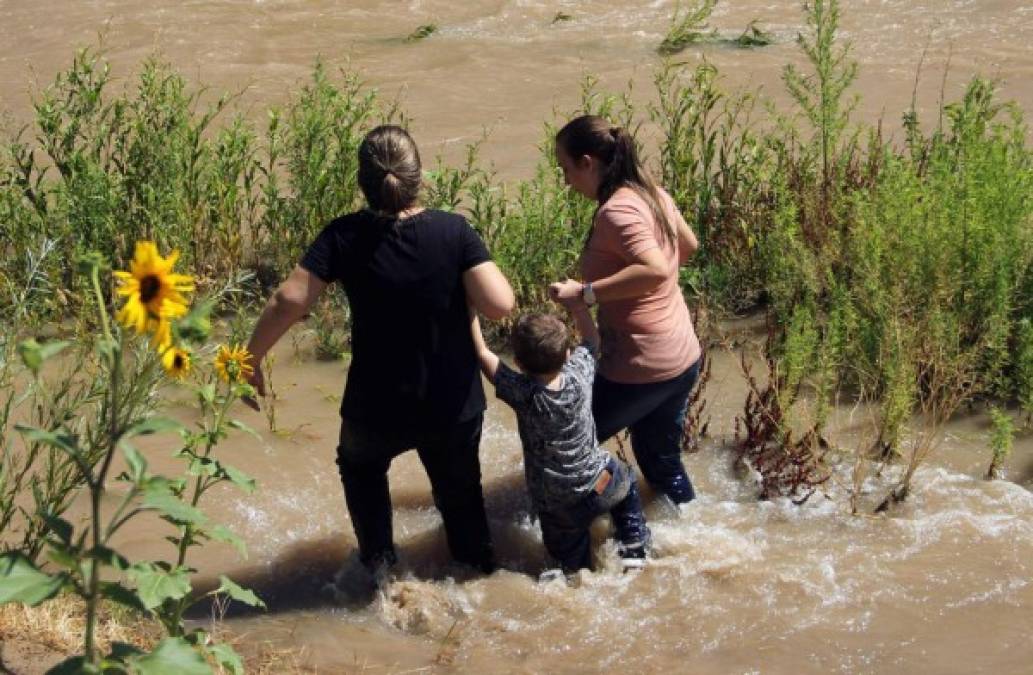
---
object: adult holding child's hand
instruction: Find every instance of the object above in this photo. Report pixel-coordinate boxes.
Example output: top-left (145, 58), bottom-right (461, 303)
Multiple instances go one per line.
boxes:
top-left (245, 125), bottom-right (514, 584)
top-left (550, 115), bottom-right (702, 508)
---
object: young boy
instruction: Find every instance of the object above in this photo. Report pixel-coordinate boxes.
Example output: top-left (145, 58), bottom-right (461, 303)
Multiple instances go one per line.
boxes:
top-left (469, 302), bottom-right (651, 574)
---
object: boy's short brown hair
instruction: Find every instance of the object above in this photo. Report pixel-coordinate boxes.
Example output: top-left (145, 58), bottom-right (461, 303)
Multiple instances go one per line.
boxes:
top-left (511, 313), bottom-right (569, 376)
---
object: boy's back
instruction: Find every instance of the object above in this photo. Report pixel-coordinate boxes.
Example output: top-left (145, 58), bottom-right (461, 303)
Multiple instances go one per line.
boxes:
top-left (494, 345), bottom-right (610, 512)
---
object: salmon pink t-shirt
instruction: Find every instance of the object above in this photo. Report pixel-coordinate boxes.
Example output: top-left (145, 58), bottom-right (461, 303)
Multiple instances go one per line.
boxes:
top-left (580, 187), bottom-right (701, 384)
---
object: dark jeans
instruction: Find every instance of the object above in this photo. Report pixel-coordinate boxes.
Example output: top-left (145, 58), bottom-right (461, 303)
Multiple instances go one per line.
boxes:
top-left (593, 358), bottom-right (702, 504)
top-left (335, 413), bottom-right (494, 573)
top-left (538, 457), bottom-right (650, 572)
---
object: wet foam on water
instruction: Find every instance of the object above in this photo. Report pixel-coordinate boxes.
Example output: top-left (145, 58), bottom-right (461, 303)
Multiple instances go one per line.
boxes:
top-left (211, 366), bottom-right (1033, 672)
top-left (105, 335), bottom-right (1033, 672)
top-left (123, 332), bottom-right (1032, 673)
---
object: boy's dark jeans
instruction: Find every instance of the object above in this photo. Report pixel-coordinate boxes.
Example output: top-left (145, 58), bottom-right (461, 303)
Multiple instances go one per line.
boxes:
top-left (593, 358), bottom-right (702, 504)
top-left (335, 413), bottom-right (495, 574)
top-left (538, 457), bottom-right (650, 572)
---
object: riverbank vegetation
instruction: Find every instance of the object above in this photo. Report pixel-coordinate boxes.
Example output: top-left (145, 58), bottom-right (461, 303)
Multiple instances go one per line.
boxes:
top-left (1, 0), bottom-right (1031, 668)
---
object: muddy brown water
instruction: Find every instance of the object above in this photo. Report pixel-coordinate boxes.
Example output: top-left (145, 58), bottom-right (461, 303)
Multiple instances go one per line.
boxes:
top-left (2, 1), bottom-right (1033, 179)
top-left (3, 1), bottom-right (1033, 672)
top-left (35, 326), bottom-right (1029, 675)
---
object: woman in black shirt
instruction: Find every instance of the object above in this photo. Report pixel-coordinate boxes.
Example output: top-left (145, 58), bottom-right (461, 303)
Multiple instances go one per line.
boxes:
top-left (245, 125), bottom-right (515, 579)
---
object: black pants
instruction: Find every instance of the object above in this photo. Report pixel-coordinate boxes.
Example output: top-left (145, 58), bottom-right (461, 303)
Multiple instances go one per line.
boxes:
top-left (593, 359), bottom-right (702, 504)
top-left (335, 413), bottom-right (494, 573)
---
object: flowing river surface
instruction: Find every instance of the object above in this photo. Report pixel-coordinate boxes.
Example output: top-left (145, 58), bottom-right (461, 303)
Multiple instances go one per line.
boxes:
top-left (2, 1), bottom-right (1033, 673)
top-left (106, 323), bottom-right (1033, 674)
top-left (2, 1), bottom-right (1033, 177)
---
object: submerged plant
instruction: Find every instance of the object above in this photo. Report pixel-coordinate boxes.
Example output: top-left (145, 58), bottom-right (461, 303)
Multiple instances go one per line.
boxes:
top-left (733, 324), bottom-right (832, 504)
top-left (658, 0), bottom-right (718, 56)
top-left (735, 20), bottom-right (774, 48)
top-left (405, 24), bottom-right (438, 42)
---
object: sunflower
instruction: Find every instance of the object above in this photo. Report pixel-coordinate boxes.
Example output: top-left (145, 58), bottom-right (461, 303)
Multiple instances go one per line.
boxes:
top-left (161, 345), bottom-right (192, 380)
top-left (114, 242), bottom-right (195, 346)
top-left (215, 344), bottom-right (254, 384)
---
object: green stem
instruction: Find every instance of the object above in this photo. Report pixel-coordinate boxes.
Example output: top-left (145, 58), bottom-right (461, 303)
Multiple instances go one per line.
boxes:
top-left (168, 382), bottom-right (234, 634)
top-left (84, 268), bottom-right (121, 666)
top-left (104, 487), bottom-right (141, 540)
top-left (90, 263), bottom-right (113, 345)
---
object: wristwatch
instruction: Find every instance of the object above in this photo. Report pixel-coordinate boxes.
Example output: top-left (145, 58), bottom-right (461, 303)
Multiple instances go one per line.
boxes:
top-left (582, 282), bottom-right (597, 307)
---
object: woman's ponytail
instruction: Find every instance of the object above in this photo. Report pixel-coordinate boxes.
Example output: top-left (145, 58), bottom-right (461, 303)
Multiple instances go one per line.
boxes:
top-left (358, 125), bottom-right (422, 219)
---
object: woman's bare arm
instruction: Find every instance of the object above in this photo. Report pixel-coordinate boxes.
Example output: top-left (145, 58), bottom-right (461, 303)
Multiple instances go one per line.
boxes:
top-left (550, 247), bottom-right (668, 305)
top-left (245, 265), bottom-right (327, 400)
top-left (464, 261), bottom-right (516, 320)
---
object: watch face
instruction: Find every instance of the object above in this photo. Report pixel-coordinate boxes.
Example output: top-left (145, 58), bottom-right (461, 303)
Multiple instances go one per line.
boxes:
top-left (583, 283), bottom-right (596, 306)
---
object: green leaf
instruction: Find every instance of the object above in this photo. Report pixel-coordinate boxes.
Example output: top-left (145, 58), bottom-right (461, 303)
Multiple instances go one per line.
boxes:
top-left (226, 418), bottom-right (261, 439)
top-left (42, 514), bottom-right (74, 545)
top-left (207, 643), bottom-right (244, 675)
top-left (214, 575), bottom-right (265, 609)
top-left (209, 525), bottom-right (247, 559)
top-left (187, 455), bottom-right (218, 478)
top-left (89, 546), bottom-right (130, 571)
top-left (143, 483), bottom-right (206, 526)
top-left (99, 581), bottom-right (148, 613)
top-left (17, 339), bottom-right (71, 376)
top-left (96, 337), bottom-right (120, 365)
top-left (15, 426), bottom-right (79, 457)
top-left (128, 563), bottom-right (191, 610)
top-left (232, 382), bottom-right (257, 400)
top-left (221, 463), bottom-right (256, 494)
top-left (121, 443), bottom-right (148, 482)
top-left (130, 637), bottom-right (212, 675)
top-left (0, 552), bottom-right (66, 606)
top-left (198, 383), bottom-right (216, 405)
top-left (46, 543), bottom-right (80, 573)
top-left (16, 427), bottom-right (91, 480)
top-left (123, 416), bottom-right (185, 440)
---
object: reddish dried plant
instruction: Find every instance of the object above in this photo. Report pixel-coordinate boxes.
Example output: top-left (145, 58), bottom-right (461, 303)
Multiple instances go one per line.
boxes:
top-left (734, 341), bottom-right (832, 505)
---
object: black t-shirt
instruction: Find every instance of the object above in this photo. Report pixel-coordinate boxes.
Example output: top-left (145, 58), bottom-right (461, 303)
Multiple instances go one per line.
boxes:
top-left (300, 209), bottom-right (490, 428)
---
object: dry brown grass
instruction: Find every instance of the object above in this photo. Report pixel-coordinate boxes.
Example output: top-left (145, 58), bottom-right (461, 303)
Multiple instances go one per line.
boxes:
top-left (0, 595), bottom-right (320, 674)
top-left (0, 594), bottom-right (160, 657)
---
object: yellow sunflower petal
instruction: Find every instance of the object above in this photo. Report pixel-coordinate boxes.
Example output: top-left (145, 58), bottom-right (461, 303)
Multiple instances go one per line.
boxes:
top-left (214, 344), bottom-right (254, 384)
top-left (113, 240), bottom-right (195, 343)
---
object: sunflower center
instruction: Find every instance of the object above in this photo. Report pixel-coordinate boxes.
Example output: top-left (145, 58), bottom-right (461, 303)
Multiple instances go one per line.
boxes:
top-left (139, 275), bottom-right (162, 303)
top-left (173, 353), bottom-right (185, 369)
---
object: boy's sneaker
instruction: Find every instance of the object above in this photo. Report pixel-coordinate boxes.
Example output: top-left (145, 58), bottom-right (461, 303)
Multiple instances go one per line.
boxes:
top-left (618, 543), bottom-right (648, 571)
top-left (538, 568), bottom-right (566, 584)
top-left (618, 529), bottom-right (652, 572)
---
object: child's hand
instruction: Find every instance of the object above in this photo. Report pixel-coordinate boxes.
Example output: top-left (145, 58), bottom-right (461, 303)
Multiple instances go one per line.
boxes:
top-left (549, 279), bottom-right (583, 308)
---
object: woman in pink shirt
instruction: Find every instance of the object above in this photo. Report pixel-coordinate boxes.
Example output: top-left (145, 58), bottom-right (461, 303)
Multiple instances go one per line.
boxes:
top-left (549, 114), bottom-right (702, 507)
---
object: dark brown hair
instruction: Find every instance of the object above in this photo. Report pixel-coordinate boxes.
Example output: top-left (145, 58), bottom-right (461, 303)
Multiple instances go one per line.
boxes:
top-left (511, 313), bottom-right (569, 376)
top-left (555, 114), bottom-right (675, 248)
top-left (357, 125), bottom-right (422, 216)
